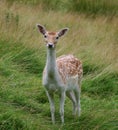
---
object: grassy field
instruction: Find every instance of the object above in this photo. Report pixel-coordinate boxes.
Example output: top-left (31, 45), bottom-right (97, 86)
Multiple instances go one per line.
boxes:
top-left (6, 0), bottom-right (118, 16)
top-left (0, 0), bottom-right (118, 130)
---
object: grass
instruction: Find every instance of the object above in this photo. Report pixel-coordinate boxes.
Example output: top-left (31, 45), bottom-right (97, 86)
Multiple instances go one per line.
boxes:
top-left (6, 0), bottom-right (118, 16)
top-left (0, 0), bottom-right (118, 130)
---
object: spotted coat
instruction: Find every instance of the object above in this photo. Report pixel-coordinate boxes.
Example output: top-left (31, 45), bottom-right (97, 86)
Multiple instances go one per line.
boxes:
top-left (56, 55), bottom-right (83, 84)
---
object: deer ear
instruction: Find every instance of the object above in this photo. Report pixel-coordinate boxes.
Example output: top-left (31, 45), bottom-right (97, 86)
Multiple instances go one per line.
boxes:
top-left (37, 24), bottom-right (46, 35)
top-left (58, 28), bottom-right (69, 37)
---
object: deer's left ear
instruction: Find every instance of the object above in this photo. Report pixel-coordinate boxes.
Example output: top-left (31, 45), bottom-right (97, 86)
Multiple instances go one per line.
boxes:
top-left (58, 28), bottom-right (69, 37)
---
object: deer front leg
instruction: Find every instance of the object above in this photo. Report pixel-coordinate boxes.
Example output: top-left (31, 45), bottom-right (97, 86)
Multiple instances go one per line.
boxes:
top-left (46, 91), bottom-right (55, 124)
top-left (59, 91), bottom-right (65, 124)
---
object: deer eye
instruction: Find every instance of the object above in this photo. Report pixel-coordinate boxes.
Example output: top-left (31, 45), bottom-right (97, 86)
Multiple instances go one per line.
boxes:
top-left (44, 35), bottom-right (47, 38)
top-left (56, 36), bottom-right (59, 40)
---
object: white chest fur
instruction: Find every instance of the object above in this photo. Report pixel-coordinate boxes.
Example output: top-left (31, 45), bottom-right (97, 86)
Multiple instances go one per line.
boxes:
top-left (43, 48), bottom-right (65, 92)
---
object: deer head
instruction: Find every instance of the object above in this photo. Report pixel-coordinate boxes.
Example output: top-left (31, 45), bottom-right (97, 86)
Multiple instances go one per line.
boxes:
top-left (37, 24), bottom-right (69, 48)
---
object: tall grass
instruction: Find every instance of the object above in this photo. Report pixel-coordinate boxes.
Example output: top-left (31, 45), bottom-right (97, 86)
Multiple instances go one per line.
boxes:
top-left (0, 1), bottom-right (118, 72)
top-left (6, 0), bottom-right (118, 16)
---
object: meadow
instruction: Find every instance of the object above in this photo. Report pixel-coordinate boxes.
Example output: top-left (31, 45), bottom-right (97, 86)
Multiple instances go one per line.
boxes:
top-left (0, 0), bottom-right (118, 130)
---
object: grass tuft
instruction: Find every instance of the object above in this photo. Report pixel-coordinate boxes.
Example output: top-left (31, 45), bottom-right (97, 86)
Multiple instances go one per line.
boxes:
top-left (0, 112), bottom-right (27, 130)
top-left (83, 72), bottom-right (118, 98)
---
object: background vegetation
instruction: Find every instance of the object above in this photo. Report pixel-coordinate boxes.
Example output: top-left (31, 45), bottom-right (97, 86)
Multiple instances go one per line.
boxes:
top-left (0, 0), bottom-right (118, 130)
top-left (6, 0), bottom-right (118, 16)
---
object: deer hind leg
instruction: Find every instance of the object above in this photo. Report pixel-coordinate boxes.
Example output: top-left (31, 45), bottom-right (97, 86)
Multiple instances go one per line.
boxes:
top-left (59, 91), bottom-right (65, 124)
top-left (66, 91), bottom-right (77, 115)
top-left (46, 91), bottom-right (55, 124)
top-left (74, 86), bottom-right (81, 116)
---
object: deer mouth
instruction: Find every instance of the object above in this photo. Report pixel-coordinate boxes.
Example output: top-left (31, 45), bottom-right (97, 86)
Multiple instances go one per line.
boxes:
top-left (47, 43), bottom-right (54, 48)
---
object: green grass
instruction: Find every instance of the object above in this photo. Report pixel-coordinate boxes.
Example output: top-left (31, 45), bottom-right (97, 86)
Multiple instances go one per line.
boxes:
top-left (0, 39), bottom-right (117, 130)
top-left (6, 0), bottom-right (118, 16)
top-left (83, 72), bottom-right (118, 98)
top-left (0, 0), bottom-right (118, 130)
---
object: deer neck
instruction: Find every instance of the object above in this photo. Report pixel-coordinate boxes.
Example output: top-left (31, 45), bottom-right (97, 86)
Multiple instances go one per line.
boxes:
top-left (46, 48), bottom-right (57, 76)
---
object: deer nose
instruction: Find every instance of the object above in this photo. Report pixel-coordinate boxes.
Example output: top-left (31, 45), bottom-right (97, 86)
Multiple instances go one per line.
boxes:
top-left (47, 43), bottom-right (54, 48)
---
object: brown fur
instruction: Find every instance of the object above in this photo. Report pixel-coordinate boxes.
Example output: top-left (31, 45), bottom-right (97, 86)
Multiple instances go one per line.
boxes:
top-left (48, 32), bottom-right (56, 35)
top-left (56, 55), bottom-right (83, 84)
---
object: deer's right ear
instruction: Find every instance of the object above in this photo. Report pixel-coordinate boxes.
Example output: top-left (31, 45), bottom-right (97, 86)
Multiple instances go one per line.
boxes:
top-left (37, 24), bottom-right (46, 35)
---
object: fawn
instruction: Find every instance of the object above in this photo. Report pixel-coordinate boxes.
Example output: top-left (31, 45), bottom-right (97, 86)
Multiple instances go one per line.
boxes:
top-left (37, 24), bottom-right (83, 124)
